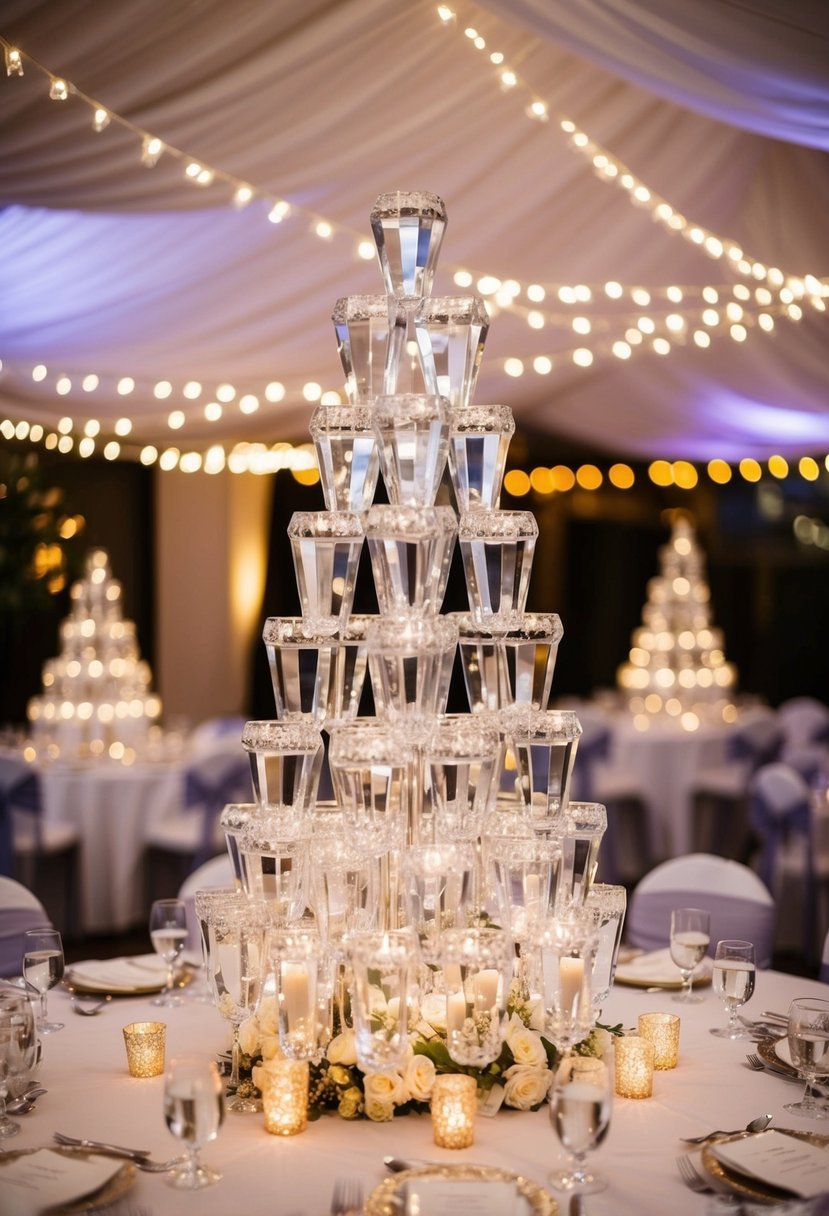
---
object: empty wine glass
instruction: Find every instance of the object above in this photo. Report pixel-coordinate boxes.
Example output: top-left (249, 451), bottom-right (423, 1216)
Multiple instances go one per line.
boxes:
top-left (549, 1039), bottom-right (614, 1194)
top-left (669, 907), bottom-right (710, 1004)
top-left (163, 1055), bottom-right (225, 1188)
top-left (784, 996), bottom-right (829, 1120)
top-left (22, 927), bottom-right (65, 1034)
top-left (0, 994), bottom-right (36, 1138)
top-left (150, 899), bottom-right (188, 1008)
top-left (710, 940), bottom-right (756, 1039)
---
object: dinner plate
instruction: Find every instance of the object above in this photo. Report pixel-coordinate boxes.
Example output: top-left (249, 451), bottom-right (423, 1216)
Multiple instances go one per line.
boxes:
top-left (757, 1036), bottom-right (799, 1080)
top-left (0, 1146), bottom-right (136, 1213)
top-left (365, 1163), bottom-right (558, 1216)
top-left (63, 954), bottom-right (181, 996)
top-left (701, 1130), bottom-right (829, 1203)
top-left (613, 948), bottom-right (713, 990)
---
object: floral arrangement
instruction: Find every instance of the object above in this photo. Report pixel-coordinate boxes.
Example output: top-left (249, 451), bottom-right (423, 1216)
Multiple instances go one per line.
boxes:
top-left (236, 980), bottom-right (620, 1123)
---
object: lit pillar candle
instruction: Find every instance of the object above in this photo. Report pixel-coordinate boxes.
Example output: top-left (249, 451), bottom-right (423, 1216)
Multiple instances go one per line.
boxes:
top-left (559, 956), bottom-right (585, 1014)
top-left (281, 962), bottom-right (311, 1025)
top-left (446, 989), bottom-right (467, 1032)
top-left (472, 968), bottom-right (499, 1011)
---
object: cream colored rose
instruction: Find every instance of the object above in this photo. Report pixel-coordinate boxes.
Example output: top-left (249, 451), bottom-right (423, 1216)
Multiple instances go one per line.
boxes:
top-left (364, 1095), bottom-right (394, 1122)
top-left (526, 997), bottom-right (545, 1033)
top-left (251, 1057), bottom-right (283, 1094)
top-left (363, 1070), bottom-right (406, 1106)
top-left (338, 1086), bottom-right (363, 1119)
top-left (403, 1054), bottom-right (436, 1102)
top-left (237, 1015), bottom-right (260, 1057)
top-left (260, 1033), bottom-right (283, 1061)
top-left (506, 1016), bottom-right (547, 1069)
top-left (418, 992), bottom-right (448, 1034)
top-left (503, 1064), bottom-right (551, 1110)
top-left (256, 996), bottom-right (279, 1037)
top-left (327, 1030), bottom-right (358, 1067)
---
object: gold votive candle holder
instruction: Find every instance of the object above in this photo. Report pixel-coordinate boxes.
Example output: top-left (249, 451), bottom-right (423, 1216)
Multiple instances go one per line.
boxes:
top-left (122, 1021), bottom-right (166, 1078)
top-left (431, 1074), bottom-right (477, 1149)
top-left (638, 1012), bottom-right (680, 1069)
top-left (262, 1060), bottom-right (309, 1136)
top-left (614, 1034), bottom-right (654, 1098)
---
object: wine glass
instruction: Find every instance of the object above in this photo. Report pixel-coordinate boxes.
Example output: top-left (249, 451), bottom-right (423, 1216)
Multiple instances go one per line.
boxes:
top-left (549, 1039), bottom-right (614, 1194)
top-left (149, 899), bottom-right (188, 1008)
top-left (163, 1055), bottom-right (225, 1189)
top-left (22, 927), bottom-right (65, 1034)
top-left (0, 994), bottom-right (36, 1138)
top-left (784, 996), bottom-right (829, 1120)
top-left (710, 940), bottom-right (756, 1038)
top-left (669, 907), bottom-right (710, 1004)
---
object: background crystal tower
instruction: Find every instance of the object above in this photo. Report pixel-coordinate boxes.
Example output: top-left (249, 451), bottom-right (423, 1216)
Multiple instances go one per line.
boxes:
top-left (26, 547), bottom-right (162, 760)
top-left (616, 514), bottom-right (738, 729)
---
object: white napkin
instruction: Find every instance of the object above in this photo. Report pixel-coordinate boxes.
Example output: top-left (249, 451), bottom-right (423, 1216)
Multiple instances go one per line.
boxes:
top-left (711, 1130), bottom-right (829, 1198)
top-left (69, 954), bottom-right (167, 992)
top-left (615, 947), bottom-right (712, 987)
top-left (0, 1149), bottom-right (125, 1216)
top-left (403, 1178), bottom-right (532, 1215)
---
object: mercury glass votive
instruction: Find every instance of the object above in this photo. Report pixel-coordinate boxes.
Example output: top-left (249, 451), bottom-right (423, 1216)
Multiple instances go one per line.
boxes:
top-left (262, 1060), bottom-right (309, 1136)
top-left (122, 1021), bottom-right (166, 1078)
top-left (309, 403), bottom-right (380, 511)
top-left (414, 296), bottom-right (489, 411)
top-left (638, 1012), bottom-right (680, 1069)
top-left (373, 394), bottom-right (450, 508)
top-left (365, 505), bottom-right (457, 617)
top-left (287, 510), bottom-right (364, 636)
top-left (615, 1035), bottom-right (654, 1097)
top-left (458, 510), bottom-right (538, 630)
top-left (447, 405), bottom-right (514, 510)
top-left (431, 1074), bottom-right (477, 1149)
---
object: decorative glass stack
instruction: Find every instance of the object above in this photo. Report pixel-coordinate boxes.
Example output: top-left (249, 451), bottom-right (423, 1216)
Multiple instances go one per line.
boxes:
top-left (616, 514), bottom-right (737, 731)
top-left (209, 193), bottom-right (623, 1110)
top-left (26, 547), bottom-right (162, 761)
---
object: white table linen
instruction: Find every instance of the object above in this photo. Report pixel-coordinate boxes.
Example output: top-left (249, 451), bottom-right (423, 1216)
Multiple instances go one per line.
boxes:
top-left (6, 967), bottom-right (827, 1216)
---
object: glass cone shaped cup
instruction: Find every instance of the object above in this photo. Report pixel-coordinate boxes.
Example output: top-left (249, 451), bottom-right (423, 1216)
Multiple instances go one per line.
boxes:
top-left (454, 611), bottom-right (563, 712)
top-left (364, 504), bottom-right (456, 617)
top-left (309, 403), bottom-right (380, 512)
top-left (448, 405), bottom-right (515, 512)
top-left (414, 295), bottom-right (489, 411)
top-left (330, 295), bottom-right (404, 405)
top-left (366, 614), bottom-right (458, 721)
top-left (287, 510), bottom-right (364, 637)
top-left (262, 615), bottom-right (370, 727)
top-left (498, 707), bottom-right (582, 821)
top-left (241, 720), bottom-right (324, 813)
top-left (373, 393), bottom-right (450, 509)
top-left (369, 190), bottom-right (447, 307)
top-left (458, 509), bottom-right (539, 630)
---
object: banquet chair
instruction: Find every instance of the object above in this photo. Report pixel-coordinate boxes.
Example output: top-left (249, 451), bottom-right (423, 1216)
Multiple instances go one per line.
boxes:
top-left (690, 706), bottom-right (784, 861)
top-left (626, 852), bottom-right (776, 968)
top-left (0, 755), bottom-right (81, 939)
top-left (0, 876), bottom-right (53, 977)
top-left (177, 853), bottom-right (235, 953)
top-left (777, 697), bottom-right (829, 754)
top-left (187, 715), bottom-right (247, 755)
top-left (820, 927), bottom-right (829, 984)
top-left (143, 749), bottom-right (252, 901)
top-left (748, 762), bottom-right (821, 962)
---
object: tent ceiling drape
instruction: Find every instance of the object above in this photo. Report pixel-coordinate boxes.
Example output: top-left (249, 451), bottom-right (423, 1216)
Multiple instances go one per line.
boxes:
top-left (1, 0), bottom-right (828, 462)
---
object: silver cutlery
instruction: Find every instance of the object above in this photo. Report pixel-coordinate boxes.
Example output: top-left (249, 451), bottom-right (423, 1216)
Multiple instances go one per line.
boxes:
top-left (53, 1132), bottom-right (151, 1160)
top-left (676, 1154), bottom-right (713, 1194)
top-left (383, 1156), bottom-right (432, 1173)
top-left (680, 1113), bottom-right (772, 1144)
top-left (6, 1087), bottom-right (47, 1114)
top-left (330, 1176), bottom-right (363, 1215)
top-left (71, 994), bottom-right (111, 1016)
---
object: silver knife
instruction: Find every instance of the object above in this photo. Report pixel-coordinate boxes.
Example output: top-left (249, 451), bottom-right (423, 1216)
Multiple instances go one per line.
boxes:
top-left (53, 1133), bottom-right (151, 1160)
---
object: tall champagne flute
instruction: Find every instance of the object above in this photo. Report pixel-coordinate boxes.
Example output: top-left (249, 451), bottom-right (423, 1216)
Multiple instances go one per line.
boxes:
top-left (549, 1040), bottom-right (614, 1194)
top-left (669, 908), bottom-right (710, 1004)
top-left (163, 1055), bottom-right (225, 1189)
top-left (784, 996), bottom-right (829, 1120)
top-left (22, 927), bottom-right (65, 1034)
top-left (710, 940), bottom-right (756, 1039)
top-left (150, 899), bottom-right (188, 1008)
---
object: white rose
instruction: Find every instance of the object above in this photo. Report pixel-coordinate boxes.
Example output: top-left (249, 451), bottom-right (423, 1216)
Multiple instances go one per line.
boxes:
top-left (503, 1064), bottom-right (551, 1110)
top-left (526, 997), bottom-right (545, 1032)
top-left (418, 992), bottom-right (447, 1034)
top-left (327, 1030), bottom-right (358, 1067)
top-left (256, 996), bottom-right (279, 1037)
top-left (404, 1054), bottom-right (436, 1103)
top-left (363, 1070), bottom-right (406, 1106)
top-left (237, 1015), bottom-right (260, 1057)
top-left (506, 1017), bottom-right (547, 1069)
top-left (260, 1033), bottom-right (283, 1061)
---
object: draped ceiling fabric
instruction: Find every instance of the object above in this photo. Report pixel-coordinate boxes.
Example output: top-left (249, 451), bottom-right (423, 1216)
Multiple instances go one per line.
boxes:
top-left (1, 0), bottom-right (828, 461)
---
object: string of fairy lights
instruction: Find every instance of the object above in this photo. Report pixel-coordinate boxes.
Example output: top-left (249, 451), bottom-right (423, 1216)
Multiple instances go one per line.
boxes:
top-left (0, 13), bottom-right (827, 481)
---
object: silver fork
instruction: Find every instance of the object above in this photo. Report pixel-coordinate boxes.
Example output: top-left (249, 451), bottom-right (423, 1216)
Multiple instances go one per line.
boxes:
top-left (676, 1155), bottom-right (712, 1193)
top-left (330, 1177), bottom-right (364, 1215)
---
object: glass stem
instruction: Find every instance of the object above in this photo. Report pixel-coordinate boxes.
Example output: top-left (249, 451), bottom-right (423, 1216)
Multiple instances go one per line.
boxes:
top-left (229, 1024), bottom-right (241, 1092)
top-left (166, 962), bottom-right (175, 996)
top-left (39, 991), bottom-right (48, 1026)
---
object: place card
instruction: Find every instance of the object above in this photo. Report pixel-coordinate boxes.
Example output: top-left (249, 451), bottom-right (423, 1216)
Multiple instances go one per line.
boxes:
top-left (0, 1149), bottom-right (125, 1216)
top-left (403, 1177), bottom-right (532, 1215)
top-left (711, 1131), bottom-right (829, 1198)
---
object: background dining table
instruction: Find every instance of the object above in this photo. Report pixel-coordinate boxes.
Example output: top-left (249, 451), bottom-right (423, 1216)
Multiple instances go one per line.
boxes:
top-left (2, 963), bottom-right (827, 1215)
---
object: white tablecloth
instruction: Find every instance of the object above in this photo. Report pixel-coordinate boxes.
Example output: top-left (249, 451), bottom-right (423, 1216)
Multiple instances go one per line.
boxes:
top-left (39, 761), bottom-right (185, 934)
top-left (607, 716), bottom-right (733, 858)
top-left (5, 967), bottom-right (827, 1216)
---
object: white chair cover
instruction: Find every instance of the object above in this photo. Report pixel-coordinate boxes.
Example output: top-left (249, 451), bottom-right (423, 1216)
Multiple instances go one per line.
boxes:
top-left (626, 853), bottom-right (776, 968)
top-left (0, 876), bottom-right (52, 977)
top-left (177, 854), bottom-right (234, 953)
top-left (778, 697), bottom-right (829, 752)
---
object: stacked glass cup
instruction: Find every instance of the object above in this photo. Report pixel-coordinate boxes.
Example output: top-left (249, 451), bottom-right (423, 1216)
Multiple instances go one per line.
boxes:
top-left (207, 192), bottom-right (625, 1088)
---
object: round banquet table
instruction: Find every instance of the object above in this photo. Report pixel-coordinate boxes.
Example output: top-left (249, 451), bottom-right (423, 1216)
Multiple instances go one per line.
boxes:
top-left (4, 966), bottom-right (827, 1216)
top-left (606, 714), bottom-right (733, 859)
top-left (38, 759), bottom-right (186, 934)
